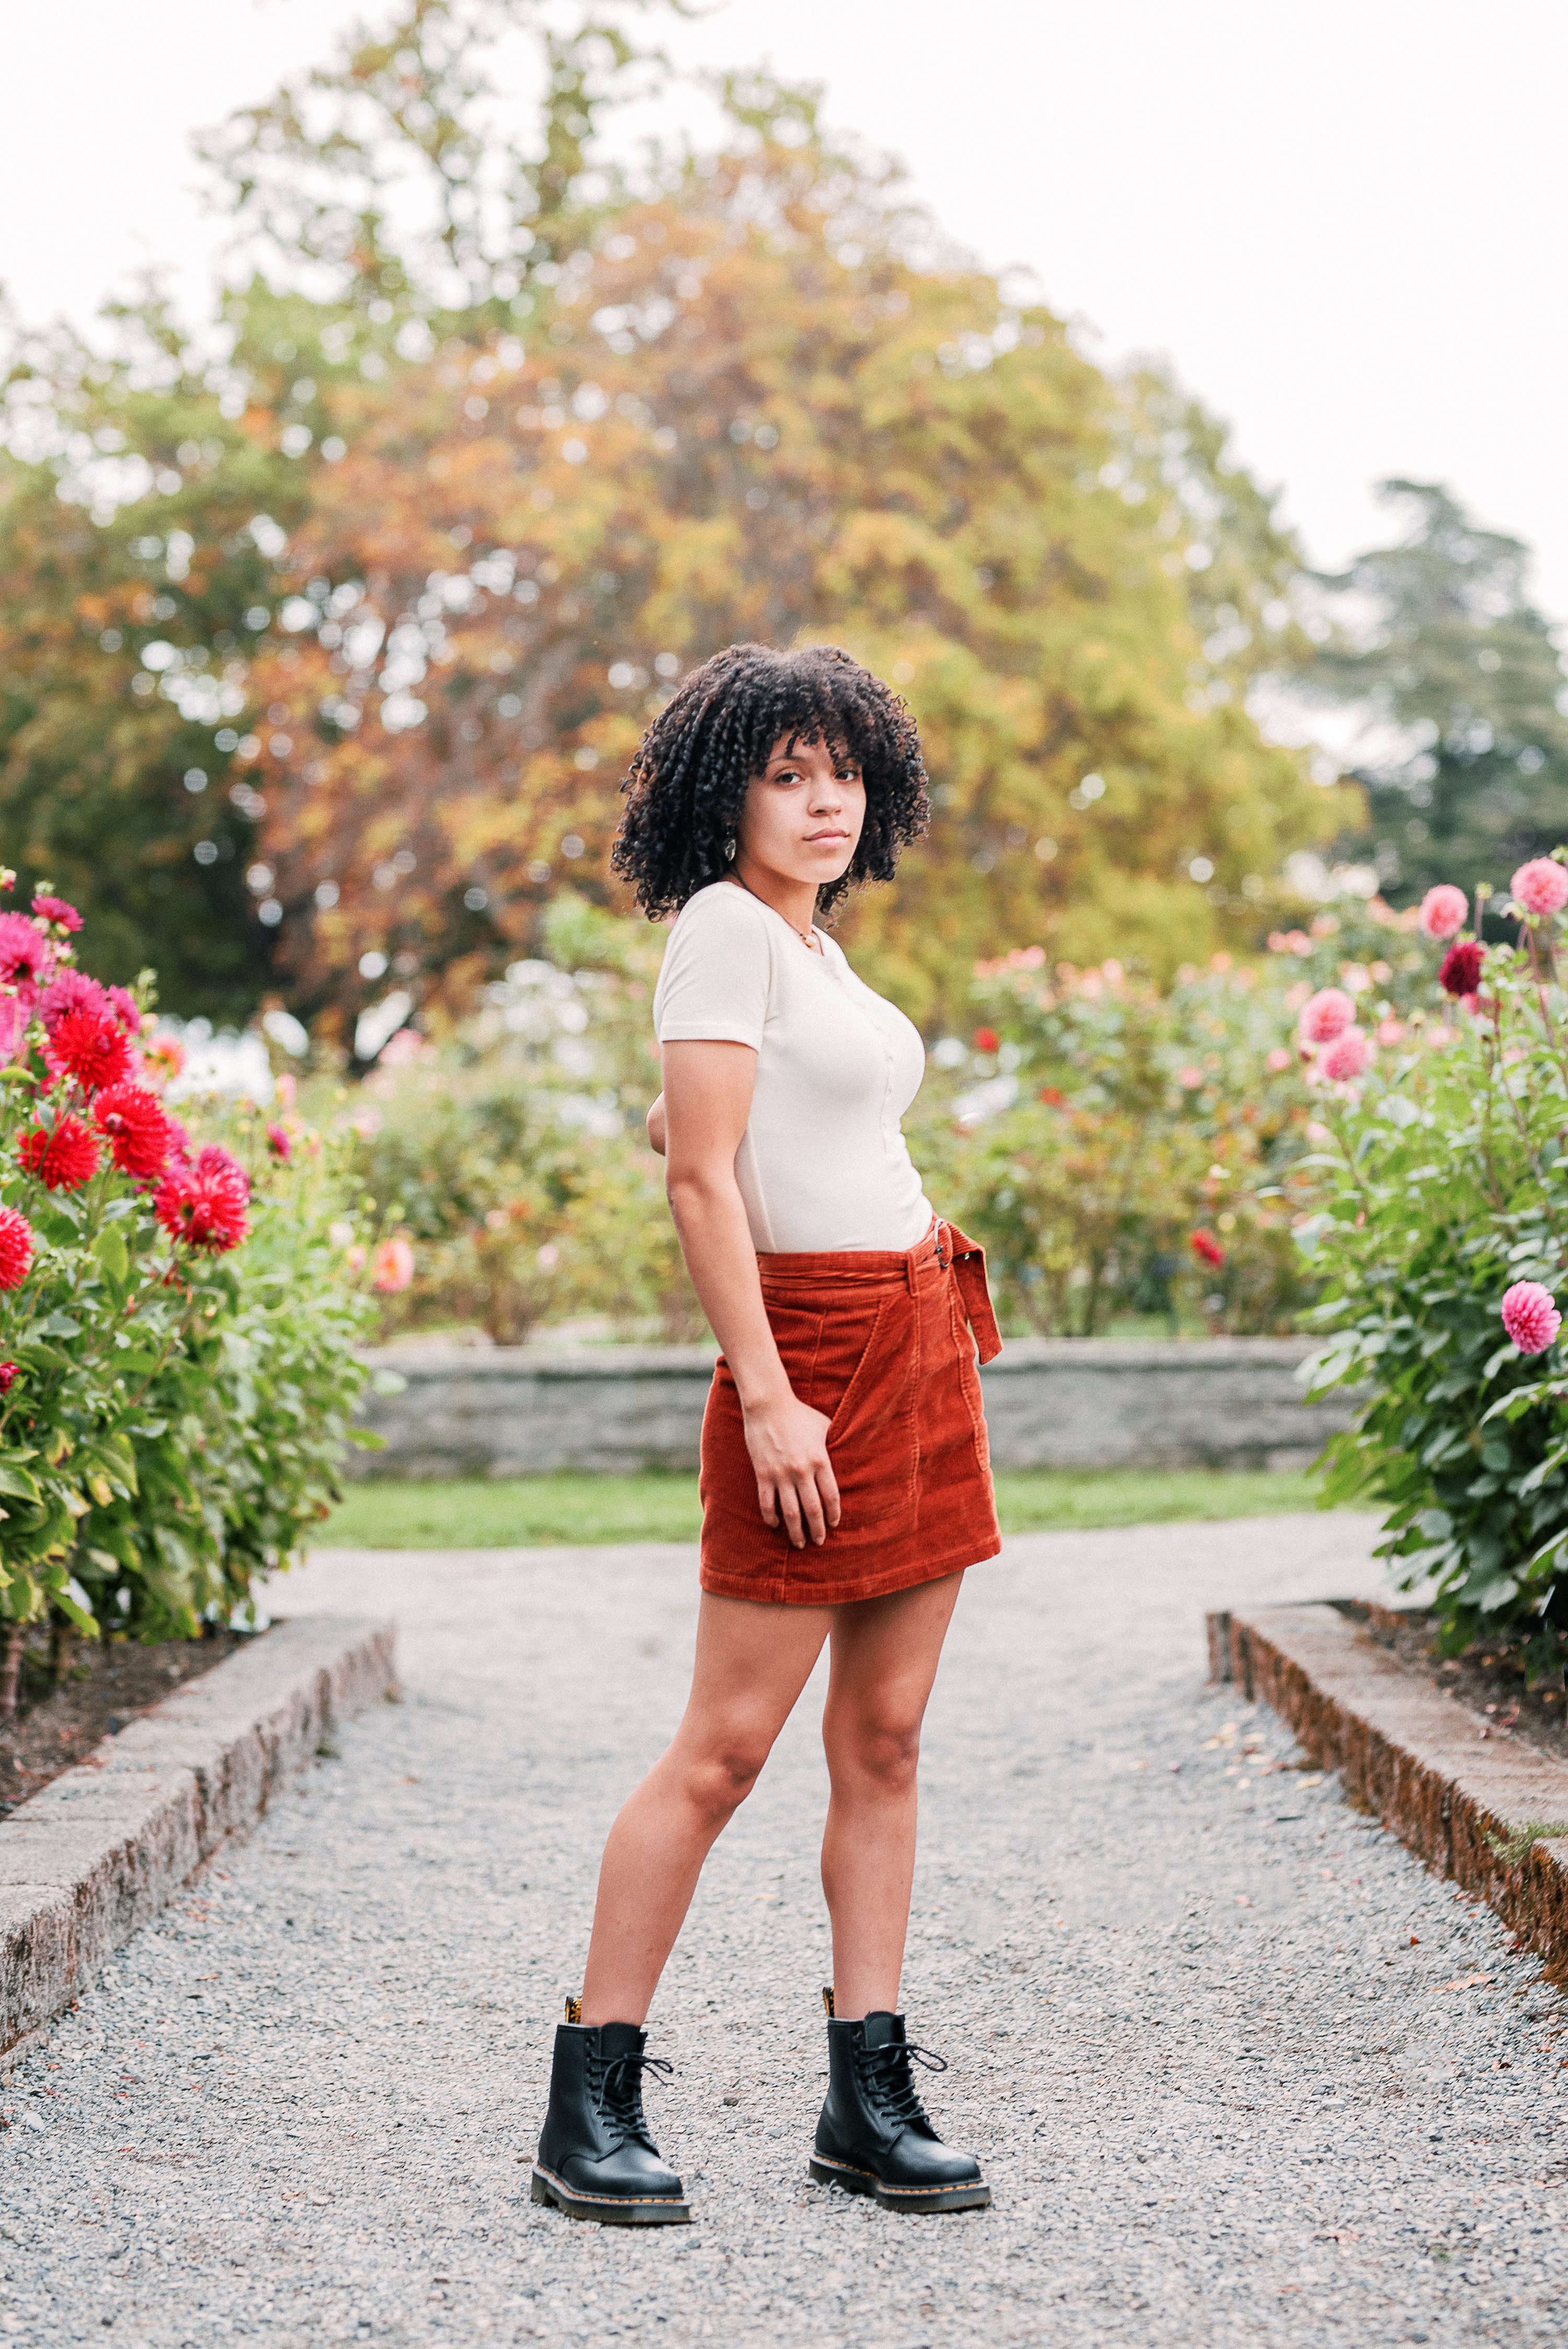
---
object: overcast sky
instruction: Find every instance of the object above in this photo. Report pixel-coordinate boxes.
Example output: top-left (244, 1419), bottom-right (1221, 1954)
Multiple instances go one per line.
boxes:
top-left (5, 0), bottom-right (1564, 618)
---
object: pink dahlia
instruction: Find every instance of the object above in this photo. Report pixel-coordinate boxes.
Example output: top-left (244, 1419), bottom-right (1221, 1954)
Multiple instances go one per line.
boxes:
top-left (18, 1114), bottom-right (99, 1192)
top-left (92, 1084), bottom-right (171, 1180)
top-left (265, 1121), bottom-right (292, 1160)
top-left (44, 1007), bottom-right (134, 1094)
top-left (1319, 1029), bottom-right (1371, 1082)
top-left (0, 996), bottom-right (28, 1067)
top-left (1501, 1280), bottom-right (1561, 1355)
top-left (1298, 987), bottom-right (1357, 1045)
top-left (372, 1234), bottom-right (415, 1294)
top-left (141, 1032), bottom-right (186, 1084)
top-left (0, 1206), bottom-right (34, 1290)
top-left (154, 1146), bottom-right (249, 1252)
top-left (1417, 885), bottom-right (1469, 940)
top-left (1512, 858), bottom-right (1568, 919)
top-left (0, 1363), bottom-right (20, 1394)
top-left (38, 970), bottom-right (108, 1032)
top-left (0, 911), bottom-right (51, 990)
top-left (30, 894), bottom-right (82, 932)
top-left (105, 985), bottom-right (142, 1034)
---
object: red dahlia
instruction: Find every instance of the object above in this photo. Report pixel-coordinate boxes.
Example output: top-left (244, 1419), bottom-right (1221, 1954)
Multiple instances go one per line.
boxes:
top-left (1190, 1227), bottom-right (1225, 1268)
top-left (1439, 940), bottom-right (1485, 997)
top-left (92, 1084), bottom-right (171, 1179)
top-left (154, 1146), bottom-right (250, 1252)
top-left (0, 1206), bottom-right (35, 1289)
top-left (18, 1114), bottom-right (100, 1191)
top-left (44, 1006), bottom-right (134, 1094)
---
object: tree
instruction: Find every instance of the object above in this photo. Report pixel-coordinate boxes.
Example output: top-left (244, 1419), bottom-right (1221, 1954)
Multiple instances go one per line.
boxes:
top-left (2, 1), bottom-right (1338, 1034)
top-left (239, 84), bottom-right (1336, 1036)
top-left (1310, 480), bottom-right (1568, 916)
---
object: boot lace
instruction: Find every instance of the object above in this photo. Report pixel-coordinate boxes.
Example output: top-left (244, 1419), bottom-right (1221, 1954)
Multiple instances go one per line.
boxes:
top-left (854, 2038), bottom-right (947, 2129)
top-left (586, 2044), bottom-right (673, 2153)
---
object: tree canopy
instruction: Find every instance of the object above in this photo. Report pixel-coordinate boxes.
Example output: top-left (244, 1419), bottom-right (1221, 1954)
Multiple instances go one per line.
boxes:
top-left (0, 0), bottom-right (1339, 1037)
top-left (1311, 480), bottom-right (1568, 915)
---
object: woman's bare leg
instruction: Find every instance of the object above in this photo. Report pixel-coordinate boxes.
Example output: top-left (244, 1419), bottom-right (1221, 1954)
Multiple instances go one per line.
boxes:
top-left (818, 1572), bottom-right (965, 2020)
top-left (578, 1590), bottom-right (833, 2025)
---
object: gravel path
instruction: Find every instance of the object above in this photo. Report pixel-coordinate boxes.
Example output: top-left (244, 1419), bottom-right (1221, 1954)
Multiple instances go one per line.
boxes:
top-left (3, 1514), bottom-right (1566, 2347)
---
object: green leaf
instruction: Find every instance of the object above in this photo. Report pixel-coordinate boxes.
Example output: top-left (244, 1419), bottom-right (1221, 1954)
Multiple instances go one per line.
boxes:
top-left (0, 1463), bottom-right (42, 1502)
top-left (94, 1226), bottom-right (129, 1285)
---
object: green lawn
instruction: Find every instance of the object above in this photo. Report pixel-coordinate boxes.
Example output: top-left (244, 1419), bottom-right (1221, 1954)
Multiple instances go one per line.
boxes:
top-left (318, 1466), bottom-right (1332, 1550)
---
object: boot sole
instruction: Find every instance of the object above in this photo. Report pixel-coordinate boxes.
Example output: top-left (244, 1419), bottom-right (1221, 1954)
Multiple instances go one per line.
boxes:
top-left (808, 2154), bottom-right (991, 2214)
top-left (530, 2164), bottom-right (690, 2226)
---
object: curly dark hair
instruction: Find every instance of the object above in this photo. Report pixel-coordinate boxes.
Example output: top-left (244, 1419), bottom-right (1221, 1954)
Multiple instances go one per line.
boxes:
top-left (610, 642), bottom-right (929, 922)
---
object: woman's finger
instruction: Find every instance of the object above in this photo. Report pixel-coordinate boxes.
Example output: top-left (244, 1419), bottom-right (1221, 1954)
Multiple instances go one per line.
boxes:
top-left (777, 1484), bottom-right (806, 1549)
top-left (817, 1456), bottom-right (842, 1529)
top-left (798, 1473), bottom-right (827, 1547)
top-left (757, 1479), bottom-right (779, 1529)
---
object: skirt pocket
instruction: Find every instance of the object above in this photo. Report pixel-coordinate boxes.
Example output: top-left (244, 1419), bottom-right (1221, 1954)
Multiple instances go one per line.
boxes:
top-left (814, 1295), bottom-right (919, 1527)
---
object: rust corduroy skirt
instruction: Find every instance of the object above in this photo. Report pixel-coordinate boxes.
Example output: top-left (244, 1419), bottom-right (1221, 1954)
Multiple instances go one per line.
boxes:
top-left (698, 1219), bottom-right (1003, 1607)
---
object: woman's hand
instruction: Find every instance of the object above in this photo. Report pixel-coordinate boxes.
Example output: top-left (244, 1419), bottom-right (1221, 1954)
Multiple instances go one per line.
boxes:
top-left (742, 1391), bottom-right (841, 1549)
top-left (645, 1093), bottom-right (667, 1157)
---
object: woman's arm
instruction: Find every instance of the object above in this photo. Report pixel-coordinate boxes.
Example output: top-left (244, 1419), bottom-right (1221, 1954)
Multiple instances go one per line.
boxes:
top-left (661, 1039), bottom-right (839, 1548)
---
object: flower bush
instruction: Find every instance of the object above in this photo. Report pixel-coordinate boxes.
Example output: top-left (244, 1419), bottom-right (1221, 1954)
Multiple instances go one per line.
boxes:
top-left (0, 882), bottom-right (372, 1695)
top-left (348, 894), bottom-right (700, 1345)
top-left (1301, 855), bottom-right (1568, 1666)
top-left (915, 950), bottom-right (1325, 1334)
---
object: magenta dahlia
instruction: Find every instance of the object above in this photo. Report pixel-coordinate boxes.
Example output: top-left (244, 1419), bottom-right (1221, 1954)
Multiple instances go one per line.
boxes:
top-left (92, 1084), bottom-right (171, 1180)
top-left (1501, 1280), bottom-right (1561, 1355)
top-left (106, 985), bottom-right (142, 1034)
top-left (265, 1121), bottom-right (292, 1160)
top-left (0, 1363), bottom-right (20, 1394)
top-left (18, 1114), bottom-right (100, 1191)
top-left (0, 1207), bottom-right (35, 1290)
top-left (0, 911), bottom-right (51, 991)
top-left (30, 894), bottom-right (82, 933)
top-left (38, 970), bottom-right (108, 1032)
top-left (44, 1007), bottom-right (134, 1094)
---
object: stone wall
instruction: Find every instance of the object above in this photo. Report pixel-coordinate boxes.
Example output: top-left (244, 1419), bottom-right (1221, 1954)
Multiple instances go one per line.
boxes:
top-left (348, 1335), bottom-right (1355, 1479)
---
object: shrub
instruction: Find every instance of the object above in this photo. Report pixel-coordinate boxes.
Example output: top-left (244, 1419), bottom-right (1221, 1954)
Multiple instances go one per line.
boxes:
top-left (920, 950), bottom-right (1323, 1333)
top-left (0, 884), bottom-right (371, 1690)
top-left (1299, 863), bottom-right (1568, 1668)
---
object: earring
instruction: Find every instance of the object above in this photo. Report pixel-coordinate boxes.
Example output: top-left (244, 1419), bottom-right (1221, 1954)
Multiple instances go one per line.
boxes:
top-left (723, 836), bottom-right (736, 862)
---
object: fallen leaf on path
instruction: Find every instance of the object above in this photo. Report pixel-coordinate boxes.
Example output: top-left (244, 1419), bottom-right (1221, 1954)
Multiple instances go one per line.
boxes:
top-left (1435, 1973), bottom-right (1495, 1992)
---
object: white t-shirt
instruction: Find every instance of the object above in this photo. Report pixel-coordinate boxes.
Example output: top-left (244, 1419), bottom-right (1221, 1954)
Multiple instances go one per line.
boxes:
top-left (652, 880), bottom-right (936, 1254)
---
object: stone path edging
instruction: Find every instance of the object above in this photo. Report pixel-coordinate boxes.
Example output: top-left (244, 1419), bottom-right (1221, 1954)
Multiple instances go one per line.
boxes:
top-left (1209, 1601), bottom-right (1568, 1975)
top-left (0, 1614), bottom-right (396, 2062)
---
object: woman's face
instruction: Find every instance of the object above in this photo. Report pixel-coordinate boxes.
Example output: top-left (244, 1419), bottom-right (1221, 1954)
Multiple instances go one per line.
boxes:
top-left (734, 732), bottom-right (866, 892)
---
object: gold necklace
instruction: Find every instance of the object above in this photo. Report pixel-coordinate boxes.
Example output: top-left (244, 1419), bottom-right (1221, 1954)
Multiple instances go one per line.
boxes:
top-left (727, 873), bottom-right (821, 951)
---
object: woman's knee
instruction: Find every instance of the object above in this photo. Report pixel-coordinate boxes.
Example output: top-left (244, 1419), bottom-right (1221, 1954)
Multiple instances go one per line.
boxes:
top-left (825, 1706), bottom-right (923, 1793)
top-left (678, 1725), bottom-right (774, 1825)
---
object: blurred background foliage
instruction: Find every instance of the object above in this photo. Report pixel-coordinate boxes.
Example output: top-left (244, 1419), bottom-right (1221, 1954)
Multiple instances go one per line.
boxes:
top-left (1, 0), bottom-right (1564, 1357)
top-left (339, 886), bottom-right (1448, 1349)
top-left (0, 0), bottom-right (1375, 1045)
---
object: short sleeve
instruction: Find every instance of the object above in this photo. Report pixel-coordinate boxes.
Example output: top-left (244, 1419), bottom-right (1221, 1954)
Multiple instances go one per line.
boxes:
top-left (653, 885), bottom-right (773, 1049)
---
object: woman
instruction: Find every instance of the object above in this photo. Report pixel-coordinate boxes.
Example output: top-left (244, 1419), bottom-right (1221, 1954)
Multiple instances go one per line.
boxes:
top-left (532, 642), bottom-right (1002, 2227)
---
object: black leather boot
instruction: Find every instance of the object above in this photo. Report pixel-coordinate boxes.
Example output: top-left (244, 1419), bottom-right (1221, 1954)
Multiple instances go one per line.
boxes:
top-left (532, 2002), bottom-right (690, 2226)
top-left (810, 1991), bottom-right (990, 2213)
